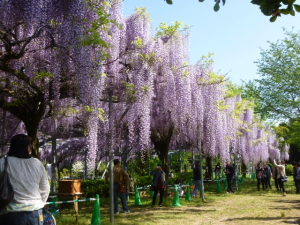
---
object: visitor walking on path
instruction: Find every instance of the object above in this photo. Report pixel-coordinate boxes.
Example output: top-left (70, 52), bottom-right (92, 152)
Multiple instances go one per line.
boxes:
top-left (0, 134), bottom-right (50, 225)
top-left (191, 162), bottom-right (202, 197)
top-left (256, 163), bottom-right (266, 191)
top-left (273, 159), bottom-right (287, 197)
top-left (151, 164), bottom-right (166, 207)
top-left (225, 162), bottom-right (235, 193)
top-left (105, 159), bottom-right (130, 214)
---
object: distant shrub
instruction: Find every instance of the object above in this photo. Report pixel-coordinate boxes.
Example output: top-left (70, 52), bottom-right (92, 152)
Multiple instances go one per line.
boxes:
top-left (136, 175), bottom-right (152, 187)
top-left (285, 164), bottom-right (293, 176)
top-left (81, 179), bottom-right (109, 198)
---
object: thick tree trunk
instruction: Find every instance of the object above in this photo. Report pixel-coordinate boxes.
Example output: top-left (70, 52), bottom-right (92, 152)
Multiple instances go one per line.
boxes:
top-left (206, 156), bottom-right (213, 179)
top-left (24, 121), bottom-right (40, 158)
top-left (94, 159), bottom-right (99, 178)
top-left (1, 91), bottom-right (45, 158)
top-left (151, 127), bottom-right (173, 196)
top-left (241, 162), bottom-right (247, 177)
top-left (57, 163), bottom-right (61, 180)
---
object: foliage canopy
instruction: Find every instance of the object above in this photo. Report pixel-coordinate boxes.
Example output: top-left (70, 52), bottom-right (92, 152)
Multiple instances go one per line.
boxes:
top-left (243, 29), bottom-right (300, 121)
top-left (163, 0), bottom-right (300, 22)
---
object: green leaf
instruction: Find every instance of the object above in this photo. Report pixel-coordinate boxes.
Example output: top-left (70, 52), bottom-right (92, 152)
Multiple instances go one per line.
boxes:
top-left (280, 9), bottom-right (290, 14)
top-left (214, 2), bottom-right (220, 11)
top-left (262, 8), bottom-right (273, 16)
top-left (166, 0), bottom-right (173, 4)
top-left (199, 0), bottom-right (205, 2)
top-left (269, 15), bottom-right (277, 22)
top-left (98, 108), bottom-right (105, 121)
top-left (282, 0), bottom-right (289, 5)
top-left (251, 0), bottom-right (263, 5)
top-left (222, 0), bottom-right (226, 5)
top-left (290, 9), bottom-right (295, 15)
top-left (287, 4), bottom-right (293, 11)
top-left (294, 4), bottom-right (300, 12)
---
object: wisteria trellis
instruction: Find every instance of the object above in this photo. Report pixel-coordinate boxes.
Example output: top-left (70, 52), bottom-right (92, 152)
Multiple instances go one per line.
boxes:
top-left (0, 0), bottom-right (288, 171)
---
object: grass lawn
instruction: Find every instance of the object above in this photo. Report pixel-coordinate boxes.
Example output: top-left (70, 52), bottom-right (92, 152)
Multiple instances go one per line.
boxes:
top-left (55, 177), bottom-right (300, 225)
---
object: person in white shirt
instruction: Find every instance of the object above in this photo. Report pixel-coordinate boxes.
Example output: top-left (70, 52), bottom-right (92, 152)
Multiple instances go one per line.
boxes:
top-left (273, 159), bottom-right (286, 197)
top-left (0, 134), bottom-right (50, 225)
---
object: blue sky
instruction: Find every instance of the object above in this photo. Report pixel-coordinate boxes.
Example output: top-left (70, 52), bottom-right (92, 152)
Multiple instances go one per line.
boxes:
top-left (123, 0), bottom-right (299, 85)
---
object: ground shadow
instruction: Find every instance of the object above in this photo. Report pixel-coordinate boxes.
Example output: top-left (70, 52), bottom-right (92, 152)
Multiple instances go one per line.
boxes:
top-left (225, 216), bottom-right (300, 224)
top-left (271, 199), bottom-right (300, 204)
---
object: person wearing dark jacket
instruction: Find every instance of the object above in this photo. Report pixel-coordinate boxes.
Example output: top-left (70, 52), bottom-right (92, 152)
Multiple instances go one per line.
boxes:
top-left (264, 162), bottom-right (272, 189)
top-left (191, 162), bottom-right (202, 197)
top-left (256, 163), bottom-right (265, 191)
top-left (293, 162), bottom-right (300, 194)
top-left (151, 164), bottom-right (166, 207)
top-left (226, 162), bottom-right (235, 193)
top-left (272, 166), bottom-right (279, 191)
top-left (295, 163), bottom-right (300, 194)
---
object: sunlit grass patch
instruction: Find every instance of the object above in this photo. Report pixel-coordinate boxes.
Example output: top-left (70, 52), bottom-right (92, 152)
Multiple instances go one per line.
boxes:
top-left (55, 177), bottom-right (299, 225)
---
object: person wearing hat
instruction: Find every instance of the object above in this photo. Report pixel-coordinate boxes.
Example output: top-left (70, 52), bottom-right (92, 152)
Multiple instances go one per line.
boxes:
top-left (151, 164), bottom-right (166, 207)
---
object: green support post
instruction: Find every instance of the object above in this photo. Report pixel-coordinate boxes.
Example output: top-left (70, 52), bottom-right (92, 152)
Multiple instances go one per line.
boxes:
top-left (91, 194), bottom-right (101, 225)
top-left (216, 180), bottom-right (221, 192)
top-left (185, 185), bottom-right (192, 201)
top-left (134, 188), bottom-right (142, 205)
top-left (224, 178), bottom-right (228, 191)
top-left (172, 185), bottom-right (181, 207)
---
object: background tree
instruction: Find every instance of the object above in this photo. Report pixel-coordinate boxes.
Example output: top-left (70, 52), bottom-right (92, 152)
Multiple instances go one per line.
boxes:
top-left (241, 29), bottom-right (299, 162)
top-left (241, 80), bottom-right (269, 121)
top-left (273, 119), bottom-right (300, 161)
top-left (243, 29), bottom-right (300, 121)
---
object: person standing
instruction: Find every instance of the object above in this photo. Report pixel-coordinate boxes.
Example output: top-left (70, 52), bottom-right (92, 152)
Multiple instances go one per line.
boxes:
top-left (225, 162), bottom-right (235, 193)
top-left (272, 166), bottom-right (279, 191)
top-left (215, 162), bottom-right (221, 179)
top-left (256, 163), bottom-right (266, 191)
top-left (264, 162), bottom-right (272, 189)
top-left (273, 159), bottom-right (287, 197)
top-left (293, 162), bottom-right (300, 194)
top-left (151, 164), bottom-right (165, 207)
top-left (0, 134), bottom-right (50, 225)
top-left (106, 159), bottom-right (130, 214)
top-left (296, 163), bottom-right (300, 194)
top-left (191, 162), bottom-right (202, 197)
